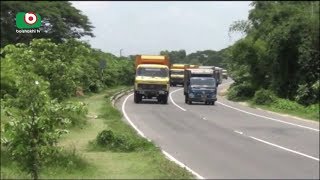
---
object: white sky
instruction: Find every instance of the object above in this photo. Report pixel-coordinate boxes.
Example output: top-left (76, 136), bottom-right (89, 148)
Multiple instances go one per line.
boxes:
top-left (71, 1), bottom-right (252, 56)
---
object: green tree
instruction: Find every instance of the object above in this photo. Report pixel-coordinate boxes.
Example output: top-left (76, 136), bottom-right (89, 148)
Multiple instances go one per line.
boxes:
top-left (2, 74), bottom-right (71, 179)
top-left (0, 1), bottom-right (94, 47)
top-left (160, 50), bottom-right (186, 64)
top-left (227, 1), bottom-right (319, 105)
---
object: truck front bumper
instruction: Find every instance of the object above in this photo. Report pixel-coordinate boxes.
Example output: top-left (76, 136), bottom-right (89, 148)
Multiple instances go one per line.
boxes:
top-left (135, 90), bottom-right (168, 97)
top-left (189, 94), bottom-right (217, 102)
top-left (170, 78), bottom-right (184, 84)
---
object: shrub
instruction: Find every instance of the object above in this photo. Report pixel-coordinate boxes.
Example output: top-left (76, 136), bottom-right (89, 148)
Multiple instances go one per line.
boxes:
top-left (305, 104), bottom-right (320, 121)
top-left (227, 83), bottom-right (255, 101)
top-left (272, 98), bottom-right (302, 111)
top-left (95, 129), bottom-right (154, 152)
top-left (295, 82), bottom-right (319, 106)
top-left (253, 89), bottom-right (276, 105)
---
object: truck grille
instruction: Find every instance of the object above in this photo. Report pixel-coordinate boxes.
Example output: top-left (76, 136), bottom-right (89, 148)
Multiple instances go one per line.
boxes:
top-left (138, 84), bottom-right (166, 90)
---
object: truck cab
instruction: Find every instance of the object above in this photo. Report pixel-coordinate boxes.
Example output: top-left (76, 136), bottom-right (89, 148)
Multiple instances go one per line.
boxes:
top-left (184, 69), bottom-right (217, 105)
top-left (170, 64), bottom-right (189, 86)
top-left (134, 55), bottom-right (170, 104)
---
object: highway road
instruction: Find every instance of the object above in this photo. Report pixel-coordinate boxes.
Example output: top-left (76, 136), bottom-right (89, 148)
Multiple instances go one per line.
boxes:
top-left (115, 80), bottom-right (319, 179)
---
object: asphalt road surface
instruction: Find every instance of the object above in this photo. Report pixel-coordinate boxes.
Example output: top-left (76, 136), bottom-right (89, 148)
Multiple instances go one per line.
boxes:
top-left (115, 79), bottom-right (319, 179)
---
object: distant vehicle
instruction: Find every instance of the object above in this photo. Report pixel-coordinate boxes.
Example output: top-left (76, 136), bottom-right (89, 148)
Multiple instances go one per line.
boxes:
top-left (189, 64), bottom-right (199, 68)
top-left (198, 66), bottom-right (223, 84)
top-left (222, 69), bottom-right (228, 79)
top-left (214, 67), bottom-right (223, 84)
top-left (170, 64), bottom-right (189, 86)
top-left (134, 55), bottom-right (170, 104)
top-left (184, 68), bottom-right (217, 105)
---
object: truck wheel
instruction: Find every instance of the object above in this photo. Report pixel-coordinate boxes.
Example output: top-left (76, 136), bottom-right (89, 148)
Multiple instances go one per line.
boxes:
top-left (185, 96), bottom-right (188, 103)
top-left (211, 101), bottom-right (215, 105)
top-left (134, 92), bottom-right (141, 103)
top-left (188, 99), bottom-right (192, 105)
top-left (162, 95), bottom-right (168, 104)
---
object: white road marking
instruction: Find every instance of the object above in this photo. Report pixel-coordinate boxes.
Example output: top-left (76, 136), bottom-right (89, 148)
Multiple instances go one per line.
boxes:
top-left (249, 136), bottom-right (319, 161)
top-left (234, 130), bottom-right (243, 135)
top-left (171, 88), bottom-right (318, 132)
top-left (217, 101), bottom-right (319, 132)
top-left (121, 93), bottom-right (204, 179)
top-left (122, 93), bottom-right (146, 138)
top-left (162, 150), bottom-right (205, 179)
top-left (169, 88), bottom-right (186, 111)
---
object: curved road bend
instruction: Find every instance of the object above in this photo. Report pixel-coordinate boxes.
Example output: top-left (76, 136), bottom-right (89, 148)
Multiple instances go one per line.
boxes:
top-left (115, 80), bottom-right (319, 179)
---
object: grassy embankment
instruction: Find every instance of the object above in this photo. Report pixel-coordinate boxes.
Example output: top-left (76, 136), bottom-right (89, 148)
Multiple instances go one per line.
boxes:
top-left (220, 83), bottom-right (319, 122)
top-left (1, 86), bottom-right (193, 179)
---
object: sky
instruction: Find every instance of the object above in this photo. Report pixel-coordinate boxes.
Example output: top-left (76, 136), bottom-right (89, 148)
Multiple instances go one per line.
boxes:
top-left (71, 1), bottom-right (252, 56)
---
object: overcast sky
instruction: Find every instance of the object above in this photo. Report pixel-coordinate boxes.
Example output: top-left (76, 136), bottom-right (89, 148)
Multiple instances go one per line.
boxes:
top-left (71, 1), bottom-right (252, 56)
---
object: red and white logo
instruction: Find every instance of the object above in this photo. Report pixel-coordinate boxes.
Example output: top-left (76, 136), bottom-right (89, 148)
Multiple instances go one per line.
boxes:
top-left (24, 12), bottom-right (37, 25)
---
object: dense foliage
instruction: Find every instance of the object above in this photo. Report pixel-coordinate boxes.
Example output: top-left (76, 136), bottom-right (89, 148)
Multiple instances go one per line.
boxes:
top-left (226, 1), bottom-right (319, 106)
top-left (1, 39), bottom-right (135, 101)
top-left (1, 38), bottom-right (134, 179)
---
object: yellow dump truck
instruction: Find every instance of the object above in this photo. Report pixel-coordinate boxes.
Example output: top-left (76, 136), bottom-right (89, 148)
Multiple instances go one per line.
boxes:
top-left (170, 64), bottom-right (189, 86)
top-left (134, 55), bottom-right (170, 104)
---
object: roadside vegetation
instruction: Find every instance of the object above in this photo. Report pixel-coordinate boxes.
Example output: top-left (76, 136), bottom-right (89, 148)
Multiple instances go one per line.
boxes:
top-left (224, 1), bottom-right (319, 121)
top-left (1, 87), bottom-right (193, 179)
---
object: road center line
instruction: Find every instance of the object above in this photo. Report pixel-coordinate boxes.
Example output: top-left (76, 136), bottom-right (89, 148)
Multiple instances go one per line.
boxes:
top-left (121, 93), bottom-right (204, 179)
top-left (234, 130), bottom-right (243, 135)
top-left (170, 87), bottom-right (318, 132)
top-left (216, 101), bottom-right (319, 132)
top-left (249, 136), bottom-right (319, 161)
top-left (169, 88), bottom-right (186, 111)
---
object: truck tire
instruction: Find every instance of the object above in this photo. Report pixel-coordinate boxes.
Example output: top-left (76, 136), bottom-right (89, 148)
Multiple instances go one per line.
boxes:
top-left (188, 99), bottom-right (192, 105)
top-left (211, 101), bottom-right (215, 105)
top-left (185, 95), bottom-right (188, 103)
top-left (134, 92), bottom-right (141, 103)
top-left (158, 95), bottom-right (168, 104)
top-left (162, 95), bottom-right (168, 104)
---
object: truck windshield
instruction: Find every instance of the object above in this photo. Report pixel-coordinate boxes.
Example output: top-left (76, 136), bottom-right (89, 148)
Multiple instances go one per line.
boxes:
top-left (171, 70), bottom-right (184, 75)
top-left (190, 78), bottom-right (216, 87)
top-left (137, 67), bottom-right (168, 77)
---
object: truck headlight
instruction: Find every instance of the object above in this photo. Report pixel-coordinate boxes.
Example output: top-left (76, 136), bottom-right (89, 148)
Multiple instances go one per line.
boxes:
top-left (189, 93), bottom-right (194, 98)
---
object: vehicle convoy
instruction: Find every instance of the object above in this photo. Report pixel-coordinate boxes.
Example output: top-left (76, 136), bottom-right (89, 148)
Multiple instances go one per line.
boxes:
top-left (170, 64), bottom-right (189, 86)
top-left (199, 66), bottom-right (223, 85)
top-left (184, 68), bottom-right (217, 105)
top-left (134, 55), bottom-right (170, 104)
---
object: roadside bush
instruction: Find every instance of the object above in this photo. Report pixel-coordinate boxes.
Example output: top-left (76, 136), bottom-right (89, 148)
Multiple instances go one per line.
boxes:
top-left (305, 104), bottom-right (320, 121)
top-left (95, 129), bottom-right (154, 152)
top-left (295, 82), bottom-right (320, 106)
top-left (227, 83), bottom-right (255, 101)
top-left (59, 101), bottom-right (88, 127)
top-left (253, 89), bottom-right (276, 105)
top-left (272, 98), bottom-right (303, 111)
